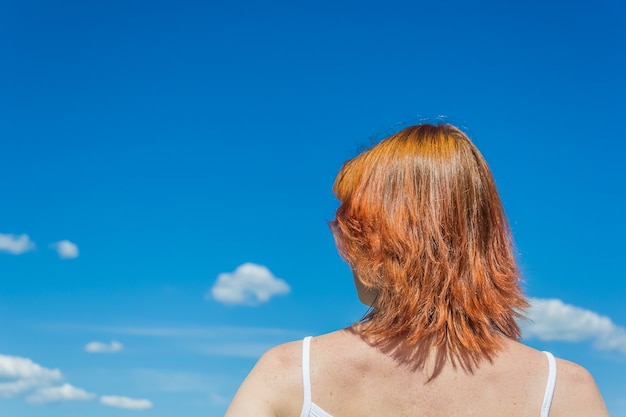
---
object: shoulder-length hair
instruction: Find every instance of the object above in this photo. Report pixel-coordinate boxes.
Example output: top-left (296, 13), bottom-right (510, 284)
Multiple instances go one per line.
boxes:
top-left (331, 123), bottom-right (528, 372)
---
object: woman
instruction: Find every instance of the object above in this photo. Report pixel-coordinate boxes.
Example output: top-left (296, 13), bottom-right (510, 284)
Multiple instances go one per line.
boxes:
top-left (225, 123), bottom-right (608, 417)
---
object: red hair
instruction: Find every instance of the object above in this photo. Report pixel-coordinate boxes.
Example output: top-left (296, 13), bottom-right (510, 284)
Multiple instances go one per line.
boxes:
top-left (331, 124), bottom-right (528, 372)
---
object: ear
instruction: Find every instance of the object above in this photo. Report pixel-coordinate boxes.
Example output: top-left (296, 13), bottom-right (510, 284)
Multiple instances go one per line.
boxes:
top-left (352, 270), bottom-right (378, 306)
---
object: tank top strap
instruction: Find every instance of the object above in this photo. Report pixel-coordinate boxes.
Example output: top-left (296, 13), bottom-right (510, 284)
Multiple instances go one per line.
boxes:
top-left (300, 336), bottom-right (313, 417)
top-left (540, 351), bottom-right (557, 417)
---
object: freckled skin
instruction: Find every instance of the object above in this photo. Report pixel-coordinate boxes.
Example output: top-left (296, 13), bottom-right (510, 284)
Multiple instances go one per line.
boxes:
top-left (226, 329), bottom-right (608, 417)
top-left (226, 274), bottom-right (609, 417)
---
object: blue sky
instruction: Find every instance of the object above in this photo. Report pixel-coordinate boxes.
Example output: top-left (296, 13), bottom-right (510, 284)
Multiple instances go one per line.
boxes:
top-left (1, 0), bottom-right (625, 415)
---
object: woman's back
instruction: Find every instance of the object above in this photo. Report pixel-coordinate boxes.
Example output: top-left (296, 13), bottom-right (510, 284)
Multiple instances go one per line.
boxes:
top-left (224, 124), bottom-right (608, 417)
top-left (226, 329), bottom-right (608, 417)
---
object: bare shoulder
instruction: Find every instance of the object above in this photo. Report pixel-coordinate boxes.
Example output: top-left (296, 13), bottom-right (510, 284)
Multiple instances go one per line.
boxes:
top-left (225, 340), bottom-right (303, 417)
top-left (257, 340), bottom-right (302, 374)
top-left (551, 358), bottom-right (609, 417)
top-left (249, 340), bottom-right (303, 389)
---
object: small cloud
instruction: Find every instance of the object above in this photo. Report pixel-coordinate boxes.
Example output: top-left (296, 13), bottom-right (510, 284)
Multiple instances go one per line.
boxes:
top-left (51, 240), bottom-right (79, 259)
top-left (209, 263), bottom-right (291, 305)
top-left (523, 298), bottom-right (626, 355)
top-left (100, 395), bottom-right (153, 410)
top-left (85, 341), bottom-right (123, 353)
top-left (0, 233), bottom-right (35, 255)
top-left (26, 383), bottom-right (95, 404)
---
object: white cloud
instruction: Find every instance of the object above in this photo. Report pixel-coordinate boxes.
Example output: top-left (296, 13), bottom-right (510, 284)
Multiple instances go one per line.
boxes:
top-left (0, 354), bottom-right (62, 398)
top-left (0, 352), bottom-right (148, 409)
top-left (51, 240), bottom-right (79, 259)
top-left (523, 298), bottom-right (626, 355)
top-left (26, 383), bottom-right (95, 404)
top-left (0, 379), bottom-right (45, 398)
top-left (209, 263), bottom-right (290, 305)
top-left (0, 354), bottom-right (62, 380)
top-left (0, 233), bottom-right (35, 255)
top-left (100, 395), bottom-right (153, 410)
top-left (85, 340), bottom-right (123, 353)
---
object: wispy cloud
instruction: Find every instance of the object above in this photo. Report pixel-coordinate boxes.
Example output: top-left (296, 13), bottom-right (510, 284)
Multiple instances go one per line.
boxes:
top-left (0, 233), bottom-right (35, 255)
top-left (209, 263), bottom-right (290, 305)
top-left (85, 340), bottom-right (123, 353)
top-left (129, 369), bottom-right (236, 397)
top-left (209, 392), bottom-right (231, 407)
top-left (26, 383), bottom-right (95, 404)
top-left (50, 240), bottom-right (79, 259)
top-left (0, 354), bottom-right (61, 398)
top-left (48, 323), bottom-right (295, 338)
top-left (128, 369), bottom-right (238, 408)
top-left (523, 298), bottom-right (626, 355)
top-left (193, 342), bottom-right (274, 358)
top-left (100, 395), bottom-right (153, 410)
top-left (45, 323), bottom-right (306, 360)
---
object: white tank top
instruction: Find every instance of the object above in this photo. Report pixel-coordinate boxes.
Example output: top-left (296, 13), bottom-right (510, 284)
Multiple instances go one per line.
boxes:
top-left (299, 336), bottom-right (557, 417)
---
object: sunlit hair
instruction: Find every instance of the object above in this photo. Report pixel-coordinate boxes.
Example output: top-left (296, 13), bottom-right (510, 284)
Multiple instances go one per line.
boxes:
top-left (331, 123), bottom-right (528, 372)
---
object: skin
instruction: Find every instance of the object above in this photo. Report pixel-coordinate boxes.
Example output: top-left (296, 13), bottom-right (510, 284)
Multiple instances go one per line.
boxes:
top-left (225, 278), bottom-right (609, 417)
